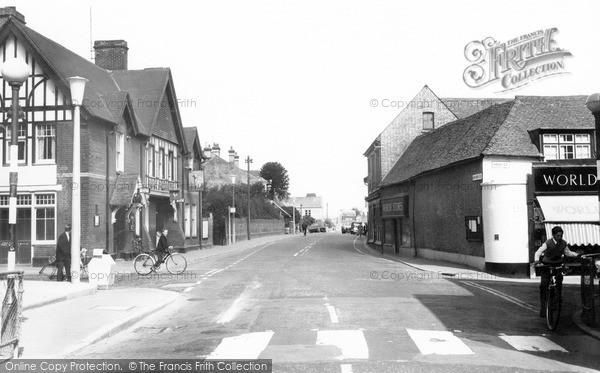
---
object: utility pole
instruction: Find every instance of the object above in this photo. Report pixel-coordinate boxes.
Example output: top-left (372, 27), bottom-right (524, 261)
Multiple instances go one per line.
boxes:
top-left (245, 156), bottom-right (252, 240)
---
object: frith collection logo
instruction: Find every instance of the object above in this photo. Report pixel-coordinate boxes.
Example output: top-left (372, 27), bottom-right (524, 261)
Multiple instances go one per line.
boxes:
top-left (463, 28), bottom-right (572, 92)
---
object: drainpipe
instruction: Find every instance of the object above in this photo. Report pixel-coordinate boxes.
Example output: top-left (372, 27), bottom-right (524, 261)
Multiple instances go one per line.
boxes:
top-left (411, 178), bottom-right (417, 257)
top-left (105, 129), bottom-right (111, 252)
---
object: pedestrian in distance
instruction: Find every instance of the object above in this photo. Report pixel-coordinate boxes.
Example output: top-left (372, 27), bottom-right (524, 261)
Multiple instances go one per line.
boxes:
top-left (56, 224), bottom-right (72, 282)
top-left (533, 226), bottom-right (580, 318)
top-left (154, 227), bottom-right (171, 267)
top-left (302, 222), bottom-right (308, 236)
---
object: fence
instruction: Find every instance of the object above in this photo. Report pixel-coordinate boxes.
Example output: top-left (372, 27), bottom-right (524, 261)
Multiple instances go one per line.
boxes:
top-left (0, 271), bottom-right (23, 361)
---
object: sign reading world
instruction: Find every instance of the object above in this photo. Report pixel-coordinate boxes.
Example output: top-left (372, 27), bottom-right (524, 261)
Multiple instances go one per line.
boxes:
top-left (381, 196), bottom-right (409, 218)
top-left (533, 166), bottom-right (597, 193)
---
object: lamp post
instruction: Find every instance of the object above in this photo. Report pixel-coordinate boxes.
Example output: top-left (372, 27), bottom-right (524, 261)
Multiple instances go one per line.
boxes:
top-left (1, 58), bottom-right (29, 270)
top-left (68, 76), bottom-right (88, 284)
top-left (245, 156), bottom-right (252, 240)
top-left (585, 93), bottom-right (600, 223)
top-left (231, 174), bottom-right (236, 244)
top-left (292, 198), bottom-right (296, 234)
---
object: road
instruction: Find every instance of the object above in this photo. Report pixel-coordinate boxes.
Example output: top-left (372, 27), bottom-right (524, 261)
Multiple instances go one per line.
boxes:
top-left (69, 233), bottom-right (600, 372)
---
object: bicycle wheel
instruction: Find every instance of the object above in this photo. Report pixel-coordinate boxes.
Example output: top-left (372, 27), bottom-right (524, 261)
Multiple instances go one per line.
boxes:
top-left (165, 253), bottom-right (187, 275)
top-left (134, 253), bottom-right (155, 276)
top-left (546, 285), bottom-right (561, 331)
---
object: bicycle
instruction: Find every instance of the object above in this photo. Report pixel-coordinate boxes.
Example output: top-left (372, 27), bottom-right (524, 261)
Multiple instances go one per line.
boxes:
top-left (536, 263), bottom-right (570, 331)
top-left (133, 246), bottom-right (187, 276)
top-left (39, 248), bottom-right (89, 280)
top-left (580, 253), bottom-right (600, 327)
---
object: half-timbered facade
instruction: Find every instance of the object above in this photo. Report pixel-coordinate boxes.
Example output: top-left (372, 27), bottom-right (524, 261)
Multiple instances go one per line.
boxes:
top-left (0, 7), bottom-right (196, 264)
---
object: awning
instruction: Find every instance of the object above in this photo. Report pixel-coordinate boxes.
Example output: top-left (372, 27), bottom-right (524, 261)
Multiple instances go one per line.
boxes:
top-left (537, 195), bottom-right (598, 222)
top-left (538, 195), bottom-right (600, 245)
top-left (544, 223), bottom-right (600, 246)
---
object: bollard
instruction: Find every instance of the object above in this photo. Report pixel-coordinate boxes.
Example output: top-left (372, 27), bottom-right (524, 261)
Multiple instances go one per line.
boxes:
top-left (581, 256), bottom-right (596, 327)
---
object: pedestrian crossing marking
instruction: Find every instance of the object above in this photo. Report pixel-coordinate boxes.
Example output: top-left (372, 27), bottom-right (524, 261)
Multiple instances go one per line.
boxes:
top-left (499, 335), bottom-right (568, 353)
top-left (406, 329), bottom-right (474, 355)
top-left (316, 330), bottom-right (369, 360)
top-left (206, 331), bottom-right (274, 359)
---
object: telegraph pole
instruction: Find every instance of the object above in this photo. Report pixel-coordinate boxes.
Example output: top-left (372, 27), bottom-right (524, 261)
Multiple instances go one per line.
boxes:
top-left (245, 156), bottom-right (252, 240)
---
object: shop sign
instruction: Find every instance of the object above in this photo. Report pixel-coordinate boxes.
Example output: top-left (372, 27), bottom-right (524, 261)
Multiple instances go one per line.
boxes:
top-left (534, 166), bottom-right (597, 193)
top-left (381, 196), bottom-right (408, 218)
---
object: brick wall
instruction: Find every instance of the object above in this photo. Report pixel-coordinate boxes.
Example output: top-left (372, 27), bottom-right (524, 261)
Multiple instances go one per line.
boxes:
top-left (412, 160), bottom-right (484, 257)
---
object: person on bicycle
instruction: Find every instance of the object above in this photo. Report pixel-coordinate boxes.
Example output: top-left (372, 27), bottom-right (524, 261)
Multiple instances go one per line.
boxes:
top-left (154, 227), bottom-right (170, 268)
top-left (533, 226), bottom-right (579, 317)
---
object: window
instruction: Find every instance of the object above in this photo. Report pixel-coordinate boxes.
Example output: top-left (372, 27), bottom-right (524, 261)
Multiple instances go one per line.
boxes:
top-left (116, 133), bottom-right (124, 172)
top-left (35, 124), bottom-right (56, 162)
top-left (423, 112), bottom-right (434, 130)
top-left (191, 204), bottom-right (197, 237)
top-left (542, 133), bottom-right (591, 160)
top-left (184, 204), bottom-right (191, 237)
top-left (167, 151), bottom-right (174, 180)
top-left (147, 145), bottom-right (155, 177)
top-left (465, 216), bottom-right (482, 241)
top-left (35, 194), bottom-right (55, 241)
top-left (158, 148), bottom-right (165, 179)
top-left (4, 124), bottom-right (27, 164)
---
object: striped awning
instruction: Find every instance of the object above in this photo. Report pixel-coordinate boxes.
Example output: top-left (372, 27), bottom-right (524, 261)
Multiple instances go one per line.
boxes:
top-left (544, 223), bottom-right (600, 246)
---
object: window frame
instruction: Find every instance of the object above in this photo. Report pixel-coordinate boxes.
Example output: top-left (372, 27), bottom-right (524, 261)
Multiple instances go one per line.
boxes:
top-left (541, 132), bottom-right (592, 160)
top-left (465, 216), bottom-right (483, 241)
top-left (34, 123), bottom-right (56, 164)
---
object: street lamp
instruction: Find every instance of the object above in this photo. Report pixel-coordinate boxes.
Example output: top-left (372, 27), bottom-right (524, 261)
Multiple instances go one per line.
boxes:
top-left (245, 156), bottom-right (252, 240)
top-left (68, 76), bottom-right (88, 284)
top-left (231, 174), bottom-right (236, 244)
top-left (1, 58), bottom-right (29, 270)
top-left (585, 93), bottom-right (600, 223)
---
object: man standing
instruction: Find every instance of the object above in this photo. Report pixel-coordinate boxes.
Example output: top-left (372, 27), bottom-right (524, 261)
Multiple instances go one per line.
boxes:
top-left (56, 224), bottom-right (72, 282)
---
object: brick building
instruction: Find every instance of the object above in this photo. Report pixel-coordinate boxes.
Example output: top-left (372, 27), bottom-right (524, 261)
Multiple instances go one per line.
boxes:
top-left (0, 7), bottom-right (205, 264)
top-left (377, 96), bottom-right (598, 276)
top-left (364, 85), bottom-right (509, 246)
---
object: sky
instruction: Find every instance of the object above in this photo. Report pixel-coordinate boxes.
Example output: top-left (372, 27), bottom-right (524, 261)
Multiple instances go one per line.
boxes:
top-left (8, 0), bottom-right (600, 217)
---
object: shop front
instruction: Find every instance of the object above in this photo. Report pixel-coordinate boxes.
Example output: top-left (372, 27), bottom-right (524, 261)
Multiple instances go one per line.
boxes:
top-left (532, 161), bottom-right (600, 254)
top-left (380, 195), bottom-right (409, 255)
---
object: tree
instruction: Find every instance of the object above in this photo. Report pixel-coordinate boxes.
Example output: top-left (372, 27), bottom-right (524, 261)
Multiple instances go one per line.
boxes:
top-left (260, 162), bottom-right (290, 200)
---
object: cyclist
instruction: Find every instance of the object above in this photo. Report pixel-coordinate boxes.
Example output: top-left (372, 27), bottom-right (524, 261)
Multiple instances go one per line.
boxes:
top-left (154, 227), bottom-right (171, 268)
top-left (533, 226), bottom-right (579, 318)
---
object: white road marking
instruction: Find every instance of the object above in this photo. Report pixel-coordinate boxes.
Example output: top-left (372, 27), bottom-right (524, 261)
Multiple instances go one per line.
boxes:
top-left (352, 237), bottom-right (366, 255)
top-left (406, 329), bottom-right (474, 355)
top-left (340, 364), bottom-right (353, 373)
top-left (316, 330), bottom-right (369, 360)
top-left (204, 269), bottom-right (220, 276)
top-left (500, 335), bottom-right (568, 353)
top-left (462, 281), bottom-right (538, 313)
top-left (326, 304), bottom-right (339, 323)
top-left (216, 280), bottom-right (261, 324)
top-left (206, 331), bottom-right (274, 359)
top-left (183, 287), bottom-right (194, 292)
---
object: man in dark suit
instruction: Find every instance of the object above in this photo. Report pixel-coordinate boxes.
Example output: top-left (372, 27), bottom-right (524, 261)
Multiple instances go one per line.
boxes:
top-left (56, 224), bottom-right (72, 281)
top-left (154, 227), bottom-right (170, 267)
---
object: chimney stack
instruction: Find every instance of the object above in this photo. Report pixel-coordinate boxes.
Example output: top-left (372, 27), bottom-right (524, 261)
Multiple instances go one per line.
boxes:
top-left (234, 153), bottom-right (239, 168)
top-left (228, 147), bottom-right (235, 163)
top-left (203, 144), bottom-right (213, 159)
top-left (0, 7), bottom-right (25, 24)
top-left (94, 40), bottom-right (128, 70)
top-left (211, 143), bottom-right (221, 158)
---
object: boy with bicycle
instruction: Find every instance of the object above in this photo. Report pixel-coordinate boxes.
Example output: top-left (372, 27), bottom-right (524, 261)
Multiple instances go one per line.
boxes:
top-left (533, 226), bottom-right (580, 318)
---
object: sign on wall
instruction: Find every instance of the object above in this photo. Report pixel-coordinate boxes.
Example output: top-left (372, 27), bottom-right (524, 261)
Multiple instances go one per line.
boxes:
top-left (381, 196), bottom-right (409, 218)
top-left (533, 166), bottom-right (597, 193)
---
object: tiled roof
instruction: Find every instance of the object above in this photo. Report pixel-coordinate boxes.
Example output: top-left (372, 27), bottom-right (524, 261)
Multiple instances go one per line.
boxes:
top-left (382, 95), bottom-right (595, 186)
top-left (382, 102), bottom-right (515, 185)
top-left (109, 173), bottom-right (140, 206)
top-left (440, 97), bottom-right (513, 119)
top-left (111, 68), bottom-right (171, 136)
top-left (282, 196), bottom-right (323, 209)
top-left (3, 18), bottom-right (185, 142)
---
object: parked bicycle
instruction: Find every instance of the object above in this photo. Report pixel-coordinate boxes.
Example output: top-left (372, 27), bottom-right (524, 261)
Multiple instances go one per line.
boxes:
top-left (133, 246), bottom-right (187, 276)
top-left (536, 262), bottom-right (570, 331)
top-left (39, 248), bottom-right (89, 280)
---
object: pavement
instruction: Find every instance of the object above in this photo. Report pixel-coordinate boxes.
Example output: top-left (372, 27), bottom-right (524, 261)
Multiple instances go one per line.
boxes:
top-left (2, 232), bottom-right (599, 359)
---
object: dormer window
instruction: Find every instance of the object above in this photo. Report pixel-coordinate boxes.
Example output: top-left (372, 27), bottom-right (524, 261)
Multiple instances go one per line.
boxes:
top-left (542, 133), bottom-right (591, 160)
top-left (423, 112), bottom-right (434, 131)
